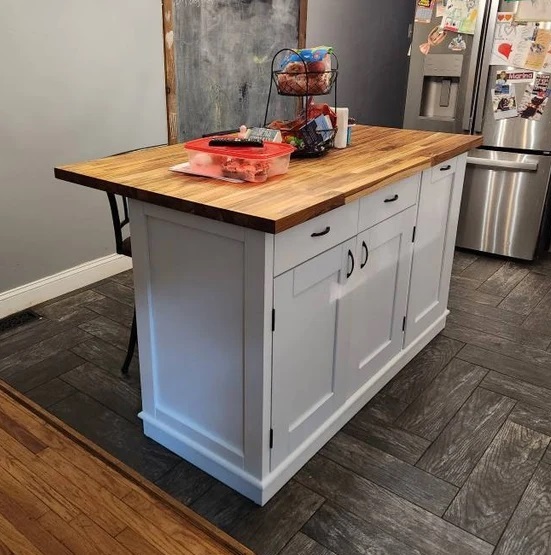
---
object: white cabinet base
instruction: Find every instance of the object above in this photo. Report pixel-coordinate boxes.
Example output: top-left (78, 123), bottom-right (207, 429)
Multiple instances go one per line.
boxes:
top-left (141, 312), bottom-right (446, 505)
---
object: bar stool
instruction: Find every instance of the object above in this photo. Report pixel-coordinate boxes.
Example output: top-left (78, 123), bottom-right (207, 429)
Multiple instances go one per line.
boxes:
top-left (106, 193), bottom-right (136, 375)
top-left (105, 143), bottom-right (166, 374)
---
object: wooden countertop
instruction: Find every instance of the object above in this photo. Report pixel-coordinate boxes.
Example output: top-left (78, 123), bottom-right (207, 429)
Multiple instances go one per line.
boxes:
top-left (55, 126), bottom-right (482, 233)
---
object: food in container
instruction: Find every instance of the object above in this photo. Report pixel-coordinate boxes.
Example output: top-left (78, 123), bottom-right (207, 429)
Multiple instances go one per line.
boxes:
top-left (277, 46), bottom-right (333, 95)
top-left (184, 137), bottom-right (295, 183)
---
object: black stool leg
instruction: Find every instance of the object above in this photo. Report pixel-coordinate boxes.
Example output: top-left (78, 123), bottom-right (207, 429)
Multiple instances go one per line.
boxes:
top-left (122, 310), bottom-right (137, 375)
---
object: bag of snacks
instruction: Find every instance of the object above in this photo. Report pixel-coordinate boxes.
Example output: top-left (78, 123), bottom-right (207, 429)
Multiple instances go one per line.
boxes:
top-left (277, 46), bottom-right (334, 95)
top-left (268, 101), bottom-right (337, 149)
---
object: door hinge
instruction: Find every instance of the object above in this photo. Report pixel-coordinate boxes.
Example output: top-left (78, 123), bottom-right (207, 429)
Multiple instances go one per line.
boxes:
top-left (269, 428), bottom-right (274, 449)
top-left (272, 309), bottom-right (276, 332)
top-left (412, 226), bottom-right (417, 243)
top-left (402, 316), bottom-right (406, 332)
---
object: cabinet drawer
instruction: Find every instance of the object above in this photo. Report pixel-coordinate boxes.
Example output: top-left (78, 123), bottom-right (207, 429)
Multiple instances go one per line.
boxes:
top-left (274, 203), bottom-right (359, 276)
top-left (431, 158), bottom-right (457, 182)
top-left (358, 175), bottom-right (420, 232)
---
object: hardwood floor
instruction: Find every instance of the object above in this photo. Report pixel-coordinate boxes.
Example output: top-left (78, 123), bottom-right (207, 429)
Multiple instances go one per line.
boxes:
top-left (0, 381), bottom-right (252, 554)
top-left (3, 249), bottom-right (551, 554)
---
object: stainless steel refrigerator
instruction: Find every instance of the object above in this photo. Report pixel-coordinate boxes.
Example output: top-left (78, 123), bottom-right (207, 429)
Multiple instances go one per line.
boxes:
top-left (404, 0), bottom-right (551, 260)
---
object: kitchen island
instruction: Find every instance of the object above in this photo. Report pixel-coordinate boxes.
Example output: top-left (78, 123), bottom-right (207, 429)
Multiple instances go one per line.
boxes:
top-left (55, 126), bottom-right (481, 505)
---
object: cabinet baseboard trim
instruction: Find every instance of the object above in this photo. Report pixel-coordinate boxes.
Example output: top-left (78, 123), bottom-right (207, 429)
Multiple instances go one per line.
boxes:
top-left (141, 416), bottom-right (265, 504)
top-left (0, 254), bottom-right (133, 319)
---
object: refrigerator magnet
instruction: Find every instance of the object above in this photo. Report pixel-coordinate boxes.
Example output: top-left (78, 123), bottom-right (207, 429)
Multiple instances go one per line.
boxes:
top-left (449, 34), bottom-right (467, 51)
top-left (500, 71), bottom-right (535, 84)
top-left (420, 26), bottom-right (447, 54)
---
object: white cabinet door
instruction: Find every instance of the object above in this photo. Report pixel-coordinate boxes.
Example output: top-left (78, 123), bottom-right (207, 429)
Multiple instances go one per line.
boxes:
top-left (271, 238), bottom-right (355, 470)
top-left (405, 156), bottom-right (465, 347)
top-left (348, 206), bottom-right (416, 394)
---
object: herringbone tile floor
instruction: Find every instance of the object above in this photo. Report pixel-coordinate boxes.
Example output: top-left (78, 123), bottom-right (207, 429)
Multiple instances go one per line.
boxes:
top-left (3, 250), bottom-right (551, 554)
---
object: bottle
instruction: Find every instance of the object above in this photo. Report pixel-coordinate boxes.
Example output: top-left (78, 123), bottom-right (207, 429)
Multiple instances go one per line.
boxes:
top-left (334, 107), bottom-right (349, 149)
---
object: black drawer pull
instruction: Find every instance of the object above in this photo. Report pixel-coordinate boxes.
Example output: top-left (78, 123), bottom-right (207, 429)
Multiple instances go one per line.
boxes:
top-left (440, 165), bottom-right (452, 171)
top-left (311, 226), bottom-right (331, 238)
top-left (361, 241), bottom-right (369, 269)
top-left (384, 194), bottom-right (399, 203)
top-left (347, 250), bottom-right (355, 279)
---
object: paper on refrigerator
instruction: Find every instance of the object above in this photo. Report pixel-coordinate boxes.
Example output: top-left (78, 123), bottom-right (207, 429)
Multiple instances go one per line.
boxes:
top-left (492, 70), bottom-right (518, 120)
top-left (490, 15), bottom-right (535, 66)
top-left (516, 0), bottom-right (551, 23)
top-left (543, 44), bottom-right (551, 72)
top-left (527, 29), bottom-right (551, 70)
top-left (492, 90), bottom-right (518, 120)
top-left (442, 0), bottom-right (479, 35)
top-left (518, 73), bottom-right (551, 121)
top-left (415, 0), bottom-right (435, 23)
top-left (511, 28), bottom-right (551, 71)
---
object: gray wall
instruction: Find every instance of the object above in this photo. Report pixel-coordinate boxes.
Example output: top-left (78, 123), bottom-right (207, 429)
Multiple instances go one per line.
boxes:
top-left (0, 1), bottom-right (167, 294)
top-left (307, 0), bottom-right (414, 128)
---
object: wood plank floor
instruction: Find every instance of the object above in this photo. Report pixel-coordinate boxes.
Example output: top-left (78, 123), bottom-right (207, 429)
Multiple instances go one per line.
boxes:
top-left (3, 249), bottom-right (551, 554)
top-left (0, 381), bottom-right (252, 554)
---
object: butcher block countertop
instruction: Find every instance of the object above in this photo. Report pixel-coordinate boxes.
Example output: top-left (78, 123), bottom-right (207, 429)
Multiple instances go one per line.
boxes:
top-left (55, 125), bottom-right (482, 233)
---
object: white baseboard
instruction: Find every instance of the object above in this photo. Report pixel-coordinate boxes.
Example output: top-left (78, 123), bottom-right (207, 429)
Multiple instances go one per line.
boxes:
top-left (0, 254), bottom-right (133, 319)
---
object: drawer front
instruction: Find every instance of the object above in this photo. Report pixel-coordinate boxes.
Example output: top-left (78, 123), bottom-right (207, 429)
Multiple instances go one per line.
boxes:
top-left (358, 175), bottom-right (420, 232)
top-left (274, 202), bottom-right (359, 276)
top-left (431, 158), bottom-right (457, 182)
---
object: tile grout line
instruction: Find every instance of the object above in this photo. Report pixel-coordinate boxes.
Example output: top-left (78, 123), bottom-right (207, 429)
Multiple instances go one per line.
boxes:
top-left (297, 459), bottom-right (432, 555)
top-left (384, 342), bottom-right (467, 431)
top-left (314, 451), bottom-right (454, 520)
top-left (412, 378), bottom-right (511, 483)
top-left (487, 436), bottom-right (551, 552)
top-left (56, 370), bottom-right (142, 429)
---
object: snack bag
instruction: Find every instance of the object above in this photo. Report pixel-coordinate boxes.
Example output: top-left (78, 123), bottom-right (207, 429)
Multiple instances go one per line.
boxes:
top-left (277, 46), bottom-right (334, 95)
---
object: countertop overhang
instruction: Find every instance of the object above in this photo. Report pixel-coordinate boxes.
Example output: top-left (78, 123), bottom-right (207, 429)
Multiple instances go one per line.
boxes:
top-left (55, 125), bottom-right (482, 233)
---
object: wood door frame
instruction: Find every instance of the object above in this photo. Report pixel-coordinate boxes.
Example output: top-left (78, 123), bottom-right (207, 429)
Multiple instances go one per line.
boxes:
top-left (161, 0), bottom-right (308, 145)
top-left (161, 0), bottom-right (178, 145)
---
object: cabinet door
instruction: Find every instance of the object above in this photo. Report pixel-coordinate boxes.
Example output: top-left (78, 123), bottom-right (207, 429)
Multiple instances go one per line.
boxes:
top-left (405, 157), bottom-right (464, 347)
top-left (271, 238), bottom-right (355, 470)
top-left (348, 206), bottom-right (416, 394)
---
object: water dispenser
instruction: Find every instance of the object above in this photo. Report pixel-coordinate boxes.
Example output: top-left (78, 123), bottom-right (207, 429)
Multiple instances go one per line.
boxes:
top-left (419, 54), bottom-right (464, 120)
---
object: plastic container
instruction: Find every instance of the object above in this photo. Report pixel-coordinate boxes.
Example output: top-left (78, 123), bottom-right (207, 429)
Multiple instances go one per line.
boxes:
top-left (184, 137), bottom-right (295, 183)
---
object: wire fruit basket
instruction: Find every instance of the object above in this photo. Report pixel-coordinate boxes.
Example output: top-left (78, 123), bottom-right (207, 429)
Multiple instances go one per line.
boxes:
top-left (264, 48), bottom-right (339, 158)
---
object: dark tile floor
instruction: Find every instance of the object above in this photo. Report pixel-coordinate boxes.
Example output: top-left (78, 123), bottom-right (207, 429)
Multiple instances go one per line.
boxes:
top-left (3, 250), bottom-right (551, 554)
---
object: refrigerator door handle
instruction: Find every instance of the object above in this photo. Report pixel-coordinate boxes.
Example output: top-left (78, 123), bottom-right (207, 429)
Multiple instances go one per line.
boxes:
top-left (467, 156), bottom-right (539, 172)
top-left (473, 0), bottom-right (501, 133)
top-left (461, 0), bottom-right (491, 132)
